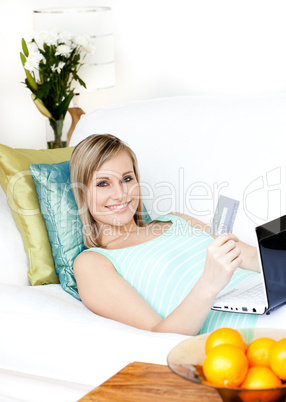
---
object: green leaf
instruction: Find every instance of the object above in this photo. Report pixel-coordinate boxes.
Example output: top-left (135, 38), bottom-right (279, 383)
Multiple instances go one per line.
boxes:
top-left (21, 38), bottom-right (29, 57)
top-left (36, 81), bottom-right (52, 99)
top-left (57, 91), bottom-right (74, 120)
top-left (76, 76), bottom-right (86, 89)
top-left (20, 52), bottom-right (26, 67)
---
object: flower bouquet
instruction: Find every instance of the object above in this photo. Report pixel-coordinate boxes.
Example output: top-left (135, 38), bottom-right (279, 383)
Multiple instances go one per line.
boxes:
top-left (20, 30), bottom-right (95, 148)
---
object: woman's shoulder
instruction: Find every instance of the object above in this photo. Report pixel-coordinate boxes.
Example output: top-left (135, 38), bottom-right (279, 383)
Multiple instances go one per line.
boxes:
top-left (74, 248), bottom-right (113, 268)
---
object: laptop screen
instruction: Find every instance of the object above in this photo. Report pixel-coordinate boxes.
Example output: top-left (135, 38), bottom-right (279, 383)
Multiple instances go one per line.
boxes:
top-left (256, 215), bottom-right (286, 312)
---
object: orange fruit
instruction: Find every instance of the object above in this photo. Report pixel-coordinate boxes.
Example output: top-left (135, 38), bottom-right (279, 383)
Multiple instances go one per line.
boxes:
top-left (241, 366), bottom-right (282, 389)
top-left (203, 343), bottom-right (248, 387)
top-left (240, 388), bottom-right (282, 402)
top-left (205, 327), bottom-right (246, 355)
top-left (246, 337), bottom-right (276, 367)
top-left (241, 389), bottom-right (282, 402)
top-left (269, 338), bottom-right (286, 381)
top-left (240, 366), bottom-right (282, 402)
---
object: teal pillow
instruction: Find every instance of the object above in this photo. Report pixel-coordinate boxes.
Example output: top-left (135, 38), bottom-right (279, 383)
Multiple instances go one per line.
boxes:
top-left (29, 161), bottom-right (152, 300)
top-left (29, 161), bottom-right (84, 300)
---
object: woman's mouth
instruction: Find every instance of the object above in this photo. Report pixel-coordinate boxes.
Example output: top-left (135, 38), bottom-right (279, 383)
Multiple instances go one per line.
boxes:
top-left (105, 201), bottom-right (131, 213)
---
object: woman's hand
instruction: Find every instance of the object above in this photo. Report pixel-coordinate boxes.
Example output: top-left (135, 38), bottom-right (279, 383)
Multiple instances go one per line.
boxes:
top-left (200, 234), bottom-right (242, 297)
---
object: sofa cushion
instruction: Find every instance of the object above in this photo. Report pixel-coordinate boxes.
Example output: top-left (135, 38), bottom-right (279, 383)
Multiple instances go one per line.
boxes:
top-left (0, 186), bottom-right (30, 285)
top-left (0, 144), bottom-right (73, 285)
top-left (29, 161), bottom-right (84, 299)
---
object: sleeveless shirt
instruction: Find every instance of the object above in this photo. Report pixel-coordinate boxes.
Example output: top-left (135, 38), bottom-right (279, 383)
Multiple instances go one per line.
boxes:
top-left (88, 214), bottom-right (259, 333)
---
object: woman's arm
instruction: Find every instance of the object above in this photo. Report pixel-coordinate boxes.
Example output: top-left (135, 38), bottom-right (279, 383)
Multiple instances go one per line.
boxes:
top-left (171, 212), bottom-right (260, 273)
top-left (74, 233), bottom-right (241, 336)
top-left (74, 251), bottom-right (162, 330)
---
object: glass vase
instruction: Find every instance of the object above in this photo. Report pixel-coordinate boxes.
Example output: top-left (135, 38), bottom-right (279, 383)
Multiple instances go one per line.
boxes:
top-left (47, 118), bottom-right (67, 149)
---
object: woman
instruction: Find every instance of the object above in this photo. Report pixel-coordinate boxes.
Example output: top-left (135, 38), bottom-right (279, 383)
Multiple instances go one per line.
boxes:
top-left (70, 133), bottom-right (261, 336)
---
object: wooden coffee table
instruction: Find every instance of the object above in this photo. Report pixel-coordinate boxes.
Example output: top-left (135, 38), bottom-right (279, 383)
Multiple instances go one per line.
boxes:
top-left (78, 361), bottom-right (222, 401)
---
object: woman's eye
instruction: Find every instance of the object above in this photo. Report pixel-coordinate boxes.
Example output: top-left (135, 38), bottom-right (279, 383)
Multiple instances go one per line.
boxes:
top-left (122, 176), bottom-right (133, 183)
top-left (97, 181), bottom-right (108, 187)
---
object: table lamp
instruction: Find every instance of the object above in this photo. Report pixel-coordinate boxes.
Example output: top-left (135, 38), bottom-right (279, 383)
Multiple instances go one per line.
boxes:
top-left (33, 6), bottom-right (115, 145)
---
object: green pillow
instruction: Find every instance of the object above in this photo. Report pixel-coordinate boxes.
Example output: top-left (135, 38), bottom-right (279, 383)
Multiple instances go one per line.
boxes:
top-left (0, 144), bottom-right (74, 285)
top-left (30, 160), bottom-right (152, 299)
top-left (29, 161), bottom-right (84, 300)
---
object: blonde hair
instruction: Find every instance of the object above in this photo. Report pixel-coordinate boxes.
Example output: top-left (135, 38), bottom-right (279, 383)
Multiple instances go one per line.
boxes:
top-left (70, 134), bottom-right (145, 248)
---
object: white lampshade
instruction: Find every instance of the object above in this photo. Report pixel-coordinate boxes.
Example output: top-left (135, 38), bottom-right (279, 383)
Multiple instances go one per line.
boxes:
top-left (33, 7), bottom-right (115, 91)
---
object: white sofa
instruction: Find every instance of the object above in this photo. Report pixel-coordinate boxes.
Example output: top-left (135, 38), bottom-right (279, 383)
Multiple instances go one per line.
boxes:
top-left (1, 94), bottom-right (286, 402)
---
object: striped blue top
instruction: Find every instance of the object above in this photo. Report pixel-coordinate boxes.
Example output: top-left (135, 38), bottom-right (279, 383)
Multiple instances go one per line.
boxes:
top-left (88, 214), bottom-right (258, 333)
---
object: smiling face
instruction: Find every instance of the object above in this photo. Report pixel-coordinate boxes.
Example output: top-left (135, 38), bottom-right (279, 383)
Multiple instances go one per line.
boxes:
top-left (87, 151), bottom-right (140, 228)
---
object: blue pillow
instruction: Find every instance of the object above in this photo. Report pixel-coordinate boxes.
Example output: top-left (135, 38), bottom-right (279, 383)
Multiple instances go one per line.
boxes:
top-left (30, 161), bottom-right (84, 300)
top-left (29, 161), bottom-right (152, 300)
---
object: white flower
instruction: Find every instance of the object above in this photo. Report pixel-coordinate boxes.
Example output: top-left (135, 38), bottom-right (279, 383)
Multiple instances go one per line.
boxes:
top-left (55, 44), bottom-right (72, 57)
top-left (58, 31), bottom-right (73, 43)
top-left (24, 50), bottom-right (43, 72)
top-left (21, 29), bottom-right (95, 104)
top-left (73, 35), bottom-right (96, 53)
top-left (51, 61), bottom-right (65, 73)
top-left (58, 61), bottom-right (65, 70)
top-left (32, 31), bottom-right (58, 48)
top-left (25, 30), bottom-right (96, 55)
top-left (44, 31), bottom-right (59, 46)
top-left (83, 40), bottom-right (96, 54)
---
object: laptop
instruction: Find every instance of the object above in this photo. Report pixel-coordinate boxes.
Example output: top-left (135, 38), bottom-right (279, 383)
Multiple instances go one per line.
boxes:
top-left (212, 214), bottom-right (286, 315)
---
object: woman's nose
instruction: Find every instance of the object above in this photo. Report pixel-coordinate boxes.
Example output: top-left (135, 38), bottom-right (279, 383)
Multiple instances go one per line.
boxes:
top-left (111, 182), bottom-right (125, 201)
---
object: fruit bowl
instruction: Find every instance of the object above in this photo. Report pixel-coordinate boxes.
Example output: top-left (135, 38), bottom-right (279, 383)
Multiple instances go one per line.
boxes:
top-left (167, 328), bottom-right (286, 402)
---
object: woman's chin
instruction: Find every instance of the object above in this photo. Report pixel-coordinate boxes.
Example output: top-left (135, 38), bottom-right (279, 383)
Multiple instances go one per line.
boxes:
top-left (104, 210), bottom-right (135, 226)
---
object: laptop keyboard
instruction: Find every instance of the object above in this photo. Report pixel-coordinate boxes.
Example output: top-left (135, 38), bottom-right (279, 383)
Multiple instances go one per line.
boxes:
top-left (214, 275), bottom-right (266, 305)
top-left (222, 283), bottom-right (266, 304)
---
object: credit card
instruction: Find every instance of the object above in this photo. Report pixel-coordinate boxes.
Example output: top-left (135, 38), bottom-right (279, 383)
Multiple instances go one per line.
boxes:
top-left (210, 195), bottom-right (240, 235)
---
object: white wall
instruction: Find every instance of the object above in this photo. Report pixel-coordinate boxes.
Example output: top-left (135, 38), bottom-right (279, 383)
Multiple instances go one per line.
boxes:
top-left (1, 0), bottom-right (286, 148)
